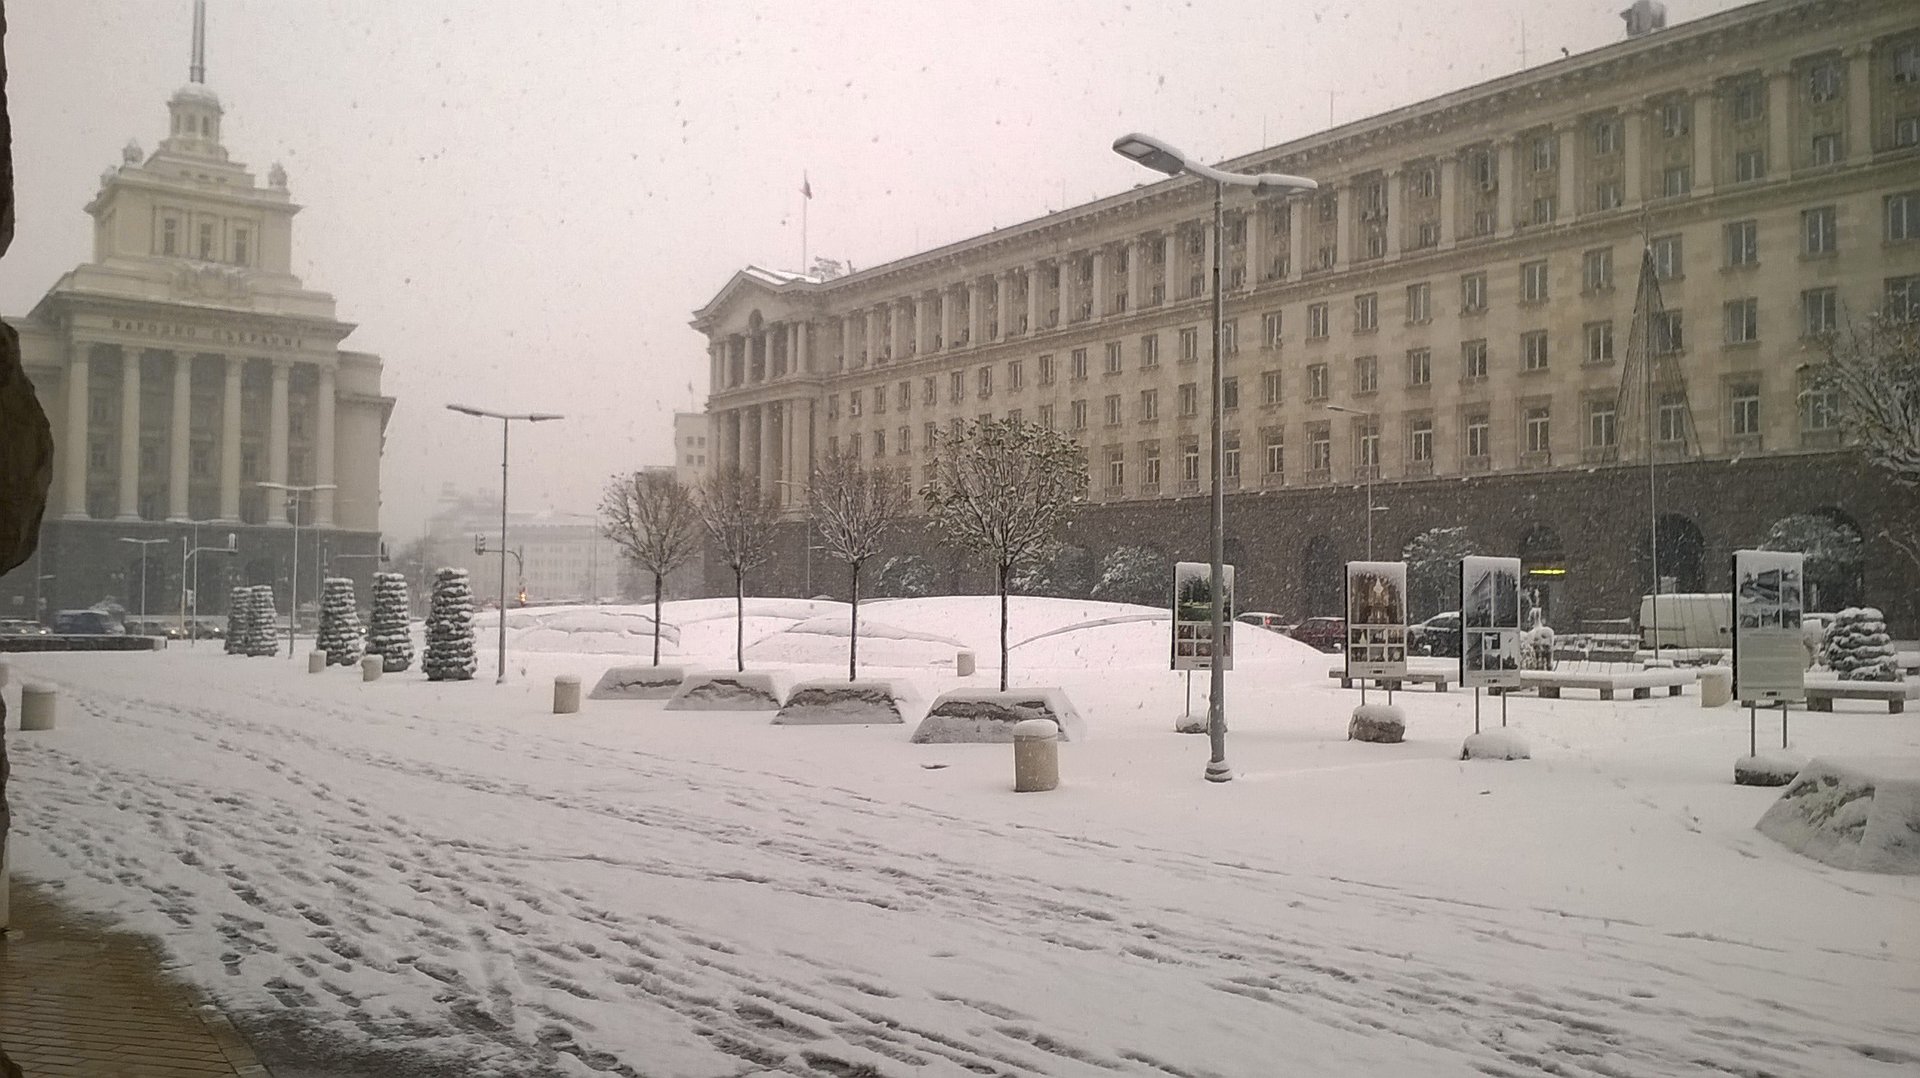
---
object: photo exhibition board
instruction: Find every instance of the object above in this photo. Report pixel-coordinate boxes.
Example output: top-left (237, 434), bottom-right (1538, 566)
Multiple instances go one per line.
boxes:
top-left (1731, 548), bottom-right (1807, 703)
top-left (1460, 555), bottom-right (1524, 689)
top-left (1346, 560), bottom-right (1408, 680)
top-left (1171, 561), bottom-right (1235, 672)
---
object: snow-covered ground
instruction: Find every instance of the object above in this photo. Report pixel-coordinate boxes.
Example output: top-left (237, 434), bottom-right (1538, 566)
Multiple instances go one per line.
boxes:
top-left (6, 596), bottom-right (1919, 1077)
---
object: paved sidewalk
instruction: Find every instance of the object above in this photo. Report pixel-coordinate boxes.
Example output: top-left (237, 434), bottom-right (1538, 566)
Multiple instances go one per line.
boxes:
top-left (1, 878), bottom-right (272, 1077)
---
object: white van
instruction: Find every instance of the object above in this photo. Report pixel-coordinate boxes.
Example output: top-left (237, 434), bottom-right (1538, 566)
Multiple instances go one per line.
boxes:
top-left (1639, 593), bottom-right (1732, 650)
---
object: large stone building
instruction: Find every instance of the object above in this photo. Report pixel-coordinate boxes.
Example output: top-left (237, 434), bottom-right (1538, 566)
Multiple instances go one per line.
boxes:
top-left (696, 0), bottom-right (1919, 630)
top-left (1, 5), bottom-right (392, 623)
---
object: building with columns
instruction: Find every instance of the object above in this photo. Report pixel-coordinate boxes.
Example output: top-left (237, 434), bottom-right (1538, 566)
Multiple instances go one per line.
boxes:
top-left (694, 0), bottom-right (1920, 630)
top-left (1, 6), bottom-right (392, 623)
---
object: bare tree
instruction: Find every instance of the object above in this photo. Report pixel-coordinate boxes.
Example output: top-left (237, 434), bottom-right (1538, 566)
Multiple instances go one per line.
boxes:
top-left (695, 466), bottom-right (783, 672)
top-left (601, 470), bottom-right (701, 666)
top-left (921, 417), bottom-right (1089, 690)
top-left (808, 448), bottom-right (910, 681)
top-left (1813, 310), bottom-right (1920, 574)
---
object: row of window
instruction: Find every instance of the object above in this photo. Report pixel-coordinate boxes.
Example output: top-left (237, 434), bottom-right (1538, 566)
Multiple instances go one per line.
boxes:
top-left (158, 214), bottom-right (252, 265)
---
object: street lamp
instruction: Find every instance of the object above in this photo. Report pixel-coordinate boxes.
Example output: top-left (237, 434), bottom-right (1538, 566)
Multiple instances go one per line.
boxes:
top-left (258, 481), bottom-right (337, 659)
top-left (446, 403), bottom-right (564, 683)
top-left (182, 526), bottom-right (238, 647)
top-left (116, 537), bottom-right (170, 631)
top-left (1114, 133), bottom-right (1317, 784)
top-left (1325, 404), bottom-right (1385, 560)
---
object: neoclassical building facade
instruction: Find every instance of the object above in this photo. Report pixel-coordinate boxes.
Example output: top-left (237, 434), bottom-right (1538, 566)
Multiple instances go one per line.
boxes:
top-left (696, 0), bottom-right (1918, 628)
top-left (2, 25), bottom-right (392, 622)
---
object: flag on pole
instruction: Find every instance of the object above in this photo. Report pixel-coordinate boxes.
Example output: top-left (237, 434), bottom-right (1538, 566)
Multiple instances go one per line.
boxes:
top-left (801, 172), bottom-right (812, 200)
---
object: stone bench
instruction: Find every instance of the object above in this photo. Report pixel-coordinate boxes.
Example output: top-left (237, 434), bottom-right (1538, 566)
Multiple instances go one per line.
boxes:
top-left (1327, 668), bottom-right (1451, 692)
top-left (1804, 681), bottom-right (1915, 715)
top-left (1520, 668), bottom-right (1696, 701)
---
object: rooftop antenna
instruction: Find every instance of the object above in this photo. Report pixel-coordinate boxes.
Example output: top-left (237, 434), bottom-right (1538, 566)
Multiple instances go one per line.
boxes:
top-left (190, 0), bottom-right (207, 83)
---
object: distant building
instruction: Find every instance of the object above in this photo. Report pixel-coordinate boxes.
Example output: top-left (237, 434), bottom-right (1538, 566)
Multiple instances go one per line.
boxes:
top-left (1, 3), bottom-right (392, 622)
top-left (422, 488), bottom-right (626, 607)
top-left (673, 411), bottom-right (711, 490)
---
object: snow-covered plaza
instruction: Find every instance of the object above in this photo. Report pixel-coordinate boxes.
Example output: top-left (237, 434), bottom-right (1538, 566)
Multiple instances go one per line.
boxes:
top-left (5, 596), bottom-right (1918, 1077)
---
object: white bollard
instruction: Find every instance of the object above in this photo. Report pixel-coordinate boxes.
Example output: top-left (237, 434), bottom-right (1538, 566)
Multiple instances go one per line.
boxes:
top-left (308, 650), bottom-right (327, 674)
top-left (956, 650), bottom-right (976, 677)
top-left (1012, 718), bottom-right (1060, 792)
top-left (20, 683), bottom-right (57, 731)
top-left (1698, 666), bottom-right (1732, 708)
top-left (361, 654), bottom-right (383, 682)
top-left (554, 674), bottom-right (581, 715)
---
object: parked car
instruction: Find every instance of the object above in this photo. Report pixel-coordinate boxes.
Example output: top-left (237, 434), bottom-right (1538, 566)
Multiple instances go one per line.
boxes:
top-left (1408, 611), bottom-right (1462, 657)
top-left (1639, 592), bottom-right (1732, 651)
top-left (1236, 611), bottom-right (1293, 633)
top-left (0, 618), bottom-right (49, 636)
top-left (1288, 616), bottom-right (1347, 653)
top-left (52, 609), bottom-right (125, 635)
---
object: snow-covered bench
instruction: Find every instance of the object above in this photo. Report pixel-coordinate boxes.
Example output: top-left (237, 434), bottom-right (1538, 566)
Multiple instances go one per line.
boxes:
top-left (1803, 680), bottom-right (1915, 714)
top-left (1327, 667), bottom-right (1451, 692)
top-left (1520, 668), bottom-right (1696, 700)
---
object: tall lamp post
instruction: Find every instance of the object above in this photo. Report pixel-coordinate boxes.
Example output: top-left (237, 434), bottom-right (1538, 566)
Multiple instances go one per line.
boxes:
top-left (446, 403), bottom-right (564, 683)
top-left (1324, 404), bottom-right (1384, 560)
top-left (182, 527), bottom-right (238, 647)
top-left (1113, 133), bottom-right (1317, 783)
top-left (117, 537), bottom-right (170, 631)
top-left (257, 481), bottom-right (337, 659)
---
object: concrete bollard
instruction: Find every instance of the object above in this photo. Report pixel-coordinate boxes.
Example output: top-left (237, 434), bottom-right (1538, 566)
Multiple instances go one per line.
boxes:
top-left (1698, 666), bottom-right (1732, 708)
top-left (554, 674), bottom-right (581, 715)
top-left (1012, 717), bottom-right (1060, 792)
top-left (361, 654), bottom-right (383, 682)
top-left (956, 650), bottom-right (976, 677)
top-left (308, 650), bottom-right (327, 674)
top-left (20, 683), bottom-right (57, 731)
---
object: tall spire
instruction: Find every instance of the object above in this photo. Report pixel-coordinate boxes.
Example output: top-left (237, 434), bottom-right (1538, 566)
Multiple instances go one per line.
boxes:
top-left (190, 0), bottom-right (206, 84)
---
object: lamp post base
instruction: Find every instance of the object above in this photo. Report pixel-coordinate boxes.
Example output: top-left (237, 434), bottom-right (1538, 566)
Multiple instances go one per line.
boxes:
top-left (1204, 759), bottom-right (1234, 783)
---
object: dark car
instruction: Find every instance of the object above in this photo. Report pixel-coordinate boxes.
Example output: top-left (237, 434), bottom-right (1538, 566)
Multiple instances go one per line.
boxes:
top-left (52, 609), bottom-right (125, 635)
top-left (1236, 611), bottom-right (1293, 633)
top-left (0, 618), bottom-right (49, 636)
top-left (1288, 616), bottom-right (1347, 652)
top-left (1409, 611), bottom-right (1462, 657)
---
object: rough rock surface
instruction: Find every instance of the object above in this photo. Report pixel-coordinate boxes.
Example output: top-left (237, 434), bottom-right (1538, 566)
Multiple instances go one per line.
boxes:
top-left (664, 672), bottom-right (783, 711)
top-left (773, 680), bottom-right (910, 725)
top-left (910, 689), bottom-right (1085, 744)
top-left (1734, 752), bottom-right (1806, 788)
top-left (589, 664), bottom-right (689, 701)
top-left (1348, 704), bottom-right (1407, 744)
top-left (1755, 756), bottom-right (1920, 874)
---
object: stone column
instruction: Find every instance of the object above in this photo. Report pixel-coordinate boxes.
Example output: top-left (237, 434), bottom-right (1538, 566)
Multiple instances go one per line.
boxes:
top-left (1437, 157), bottom-right (1458, 248)
top-left (1494, 141), bottom-right (1516, 236)
top-left (1286, 201), bottom-right (1307, 273)
top-left (967, 280), bottom-right (984, 346)
top-left (1089, 248), bottom-right (1108, 319)
top-left (1691, 92), bottom-right (1715, 194)
top-left (315, 364), bottom-right (337, 526)
top-left (1059, 254), bottom-right (1078, 322)
top-left (1846, 46), bottom-right (1873, 161)
top-left (167, 351), bottom-right (191, 520)
top-left (219, 356), bottom-right (243, 521)
top-left (1246, 208), bottom-right (1264, 285)
top-left (1201, 224), bottom-right (1216, 293)
top-left (913, 293), bottom-right (931, 353)
top-left (116, 348), bottom-right (141, 520)
top-left (798, 321), bottom-right (812, 373)
top-left (940, 289), bottom-right (958, 349)
top-left (1767, 70), bottom-right (1792, 178)
top-left (1557, 127), bottom-right (1579, 217)
top-left (732, 409), bottom-right (747, 473)
top-left (863, 308), bottom-right (879, 364)
top-left (1384, 171), bottom-right (1403, 257)
top-left (708, 342), bottom-right (722, 393)
top-left (995, 272), bottom-right (1014, 338)
top-left (1331, 186), bottom-right (1348, 272)
top-left (758, 402), bottom-right (776, 496)
top-left (268, 359), bottom-right (291, 522)
top-left (62, 343), bottom-right (92, 518)
top-left (1027, 264), bottom-right (1044, 334)
top-left (893, 300), bottom-right (911, 361)
top-left (1622, 110), bottom-right (1645, 206)
top-left (1159, 235), bottom-right (1175, 297)
top-left (1126, 238), bottom-right (1146, 306)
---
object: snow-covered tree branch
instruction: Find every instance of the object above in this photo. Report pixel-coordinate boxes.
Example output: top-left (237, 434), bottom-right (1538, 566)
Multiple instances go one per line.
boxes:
top-left (1813, 310), bottom-right (1920, 485)
top-left (808, 448), bottom-right (910, 680)
top-left (696, 467), bottom-right (783, 672)
top-left (601, 470), bottom-right (701, 666)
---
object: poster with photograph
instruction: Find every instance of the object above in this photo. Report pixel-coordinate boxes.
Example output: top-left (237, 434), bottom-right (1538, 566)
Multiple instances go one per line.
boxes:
top-left (1732, 549), bottom-right (1806, 703)
top-left (1345, 561), bottom-right (1408, 680)
top-left (1171, 561), bottom-right (1235, 672)
top-left (1460, 555), bottom-right (1524, 689)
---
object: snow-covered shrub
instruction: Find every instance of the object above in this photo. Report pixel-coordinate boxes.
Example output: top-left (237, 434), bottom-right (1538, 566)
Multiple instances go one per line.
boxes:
top-left (875, 554), bottom-right (938, 598)
top-left (244, 584), bottom-right (280, 657)
top-left (1519, 611), bottom-right (1555, 671)
top-left (316, 577), bottom-right (365, 666)
top-left (423, 568), bottom-right (477, 682)
top-left (366, 572), bottom-right (414, 673)
top-left (1089, 546), bottom-right (1170, 607)
top-left (224, 585), bottom-right (252, 655)
top-left (1823, 606), bottom-right (1900, 682)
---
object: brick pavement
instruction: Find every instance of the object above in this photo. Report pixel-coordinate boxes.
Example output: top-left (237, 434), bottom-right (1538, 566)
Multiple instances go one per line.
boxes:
top-left (1, 879), bottom-right (272, 1077)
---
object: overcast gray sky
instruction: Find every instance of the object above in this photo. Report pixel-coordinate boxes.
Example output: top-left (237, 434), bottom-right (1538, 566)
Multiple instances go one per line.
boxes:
top-left (4, 0), bottom-right (1746, 540)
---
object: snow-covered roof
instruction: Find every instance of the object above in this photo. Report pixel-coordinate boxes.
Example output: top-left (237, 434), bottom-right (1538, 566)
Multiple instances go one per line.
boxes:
top-left (741, 266), bottom-right (820, 287)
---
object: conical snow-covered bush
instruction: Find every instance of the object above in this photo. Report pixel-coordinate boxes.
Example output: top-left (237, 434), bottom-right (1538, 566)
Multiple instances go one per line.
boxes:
top-left (244, 584), bottom-right (281, 657)
top-left (424, 567), bottom-right (477, 682)
top-left (367, 572), bottom-right (414, 673)
top-left (316, 577), bottom-right (365, 666)
top-left (1823, 606), bottom-right (1900, 682)
top-left (224, 585), bottom-right (252, 655)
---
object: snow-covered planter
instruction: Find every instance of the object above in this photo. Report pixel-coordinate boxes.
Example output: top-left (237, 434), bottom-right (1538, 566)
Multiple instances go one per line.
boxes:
top-left (224, 584), bottom-right (252, 655)
top-left (366, 572), bottom-right (414, 673)
top-left (910, 688), bottom-right (1085, 744)
top-left (588, 664), bottom-right (689, 701)
top-left (1348, 703), bottom-right (1405, 744)
top-left (1734, 752), bottom-right (1806, 788)
top-left (316, 577), bottom-right (365, 666)
top-left (1461, 729), bottom-right (1529, 760)
top-left (773, 679), bottom-right (915, 725)
top-left (664, 671), bottom-right (784, 711)
top-left (424, 568), bottom-right (477, 682)
top-left (243, 584), bottom-right (280, 657)
top-left (1755, 757), bottom-right (1920, 874)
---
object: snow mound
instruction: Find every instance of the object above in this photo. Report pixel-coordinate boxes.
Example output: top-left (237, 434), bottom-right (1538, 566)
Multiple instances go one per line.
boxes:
top-left (664, 671), bottom-right (784, 711)
top-left (746, 616), bottom-right (966, 667)
top-left (1009, 613), bottom-right (1325, 679)
top-left (588, 664), bottom-right (689, 701)
top-left (489, 607), bottom-right (681, 655)
top-left (1756, 757), bottom-right (1920, 874)
top-left (1462, 729), bottom-right (1531, 760)
top-left (1735, 752), bottom-right (1806, 787)
top-left (1349, 704), bottom-right (1406, 744)
top-left (773, 680), bottom-right (915, 725)
top-left (911, 688), bottom-right (1086, 743)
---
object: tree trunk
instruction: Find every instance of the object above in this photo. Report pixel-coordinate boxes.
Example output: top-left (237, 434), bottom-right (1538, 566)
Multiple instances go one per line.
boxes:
top-left (849, 561), bottom-right (860, 682)
top-left (998, 561), bottom-right (1010, 692)
top-left (734, 567), bottom-right (745, 672)
top-left (651, 571), bottom-right (664, 667)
